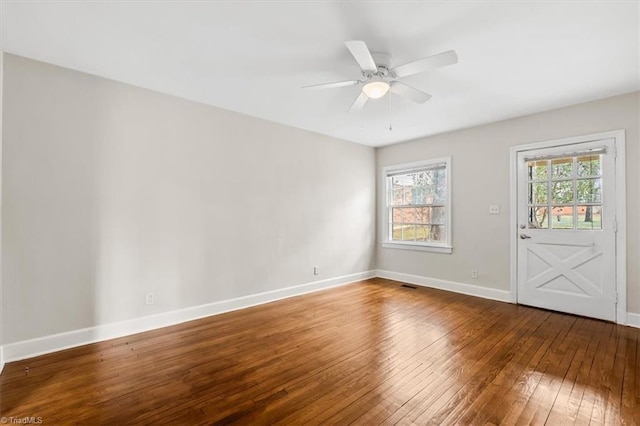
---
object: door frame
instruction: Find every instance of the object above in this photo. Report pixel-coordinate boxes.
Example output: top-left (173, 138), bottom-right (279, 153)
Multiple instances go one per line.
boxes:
top-left (509, 130), bottom-right (627, 324)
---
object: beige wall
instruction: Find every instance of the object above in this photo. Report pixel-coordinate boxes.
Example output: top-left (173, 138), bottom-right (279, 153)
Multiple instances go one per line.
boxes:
top-left (2, 54), bottom-right (376, 343)
top-left (377, 92), bottom-right (640, 315)
top-left (0, 50), bottom-right (4, 366)
top-left (2, 52), bottom-right (638, 348)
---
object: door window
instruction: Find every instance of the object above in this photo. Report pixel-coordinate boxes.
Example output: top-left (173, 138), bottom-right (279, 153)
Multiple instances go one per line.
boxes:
top-left (527, 153), bottom-right (602, 230)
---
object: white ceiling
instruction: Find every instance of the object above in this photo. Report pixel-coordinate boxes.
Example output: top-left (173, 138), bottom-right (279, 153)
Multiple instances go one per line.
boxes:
top-left (2, 1), bottom-right (638, 147)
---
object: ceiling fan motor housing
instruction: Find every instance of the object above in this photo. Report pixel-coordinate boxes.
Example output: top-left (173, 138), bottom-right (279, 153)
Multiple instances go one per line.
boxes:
top-left (362, 52), bottom-right (393, 80)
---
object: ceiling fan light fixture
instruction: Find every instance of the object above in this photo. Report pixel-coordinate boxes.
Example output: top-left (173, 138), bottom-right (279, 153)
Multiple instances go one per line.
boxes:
top-left (362, 81), bottom-right (390, 99)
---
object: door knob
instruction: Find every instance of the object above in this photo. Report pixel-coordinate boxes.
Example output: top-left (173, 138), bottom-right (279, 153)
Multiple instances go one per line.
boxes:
top-left (520, 234), bottom-right (532, 239)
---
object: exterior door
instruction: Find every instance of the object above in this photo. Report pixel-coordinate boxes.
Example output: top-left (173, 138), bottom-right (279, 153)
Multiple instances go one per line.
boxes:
top-left (516, 138), bottom-right (617, 321)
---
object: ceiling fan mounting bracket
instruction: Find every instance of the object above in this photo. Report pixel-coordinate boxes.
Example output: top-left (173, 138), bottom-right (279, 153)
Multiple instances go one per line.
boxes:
top-left (371, 52), bottom-right (392, 69)
top-left (362, 65), bottom-right (390, 81)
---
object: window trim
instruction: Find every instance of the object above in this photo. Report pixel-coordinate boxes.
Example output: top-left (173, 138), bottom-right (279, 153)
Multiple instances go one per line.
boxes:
top-left (382, 157), bottom-right (453, 254)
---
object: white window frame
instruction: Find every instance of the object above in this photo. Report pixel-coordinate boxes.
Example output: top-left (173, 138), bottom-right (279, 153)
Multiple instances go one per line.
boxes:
top-left (382, 157), bottom-right (453, 254)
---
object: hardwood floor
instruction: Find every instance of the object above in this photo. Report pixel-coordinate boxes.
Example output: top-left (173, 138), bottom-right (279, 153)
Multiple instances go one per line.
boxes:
top-left (0, 278), bottom-right (638, 425)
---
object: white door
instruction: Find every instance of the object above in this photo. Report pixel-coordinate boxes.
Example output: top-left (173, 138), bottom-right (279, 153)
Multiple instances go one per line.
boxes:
top-left (517, 139), bottom-right (617, 321)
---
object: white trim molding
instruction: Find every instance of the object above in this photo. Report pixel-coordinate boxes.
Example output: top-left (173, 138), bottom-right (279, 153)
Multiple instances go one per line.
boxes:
top-left (509, 130), bottom-right (627, 325)
top-left (376, 270), bottom-right (512, 303)
top-left (627, 312), bottom-right (640, 329)
top-left (0, 347), bottom-right (4, 374)
top-left (2, 270), bottom-right (376, 363)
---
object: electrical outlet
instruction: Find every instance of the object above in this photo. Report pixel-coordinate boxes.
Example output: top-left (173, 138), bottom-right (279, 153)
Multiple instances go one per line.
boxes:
top-left (471, 269), bottom-right (479, 279)
top-left (489, 204), bottom-right (500, 214)
top-left (145, 293), bottom-right (154, 305)
top-left (313, 266), bottom-right (319, 275)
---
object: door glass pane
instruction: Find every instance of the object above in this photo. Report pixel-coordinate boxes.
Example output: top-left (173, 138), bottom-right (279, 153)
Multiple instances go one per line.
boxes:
top-left (551, 206), bottom-right (574, 229)
top-left (529, 182), bottom-right (548, 204)
top-left (577, 155), bottom-right (601, 177)
top-left (528, 160), bottom-right (548, 180)
top-left (552, 181), bottom-right (574, 204)
top-left (577, 205), bottom-right (602, 230)
top-left (529, 206), bottom-right (549, 229)
top-left (577, 178), bottom-right (601, 203)
top-left (551, 157), bottom-right (573, 179)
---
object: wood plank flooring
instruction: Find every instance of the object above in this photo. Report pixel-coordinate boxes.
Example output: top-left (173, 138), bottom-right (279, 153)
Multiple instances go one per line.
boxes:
top-left (0, 278), bottom-right (638, 425)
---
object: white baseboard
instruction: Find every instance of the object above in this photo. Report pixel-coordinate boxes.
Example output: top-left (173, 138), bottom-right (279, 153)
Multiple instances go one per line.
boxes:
top-left (2, 270), bottom-right (376, 363)
top-left (627, 312), bottom-right (640, 329)
top-left (376, 269), bottom-right (513, 303)
top-left (376, 270), bottom-right (640, 328)
top-left (2, 268), bottom-right (635, 366)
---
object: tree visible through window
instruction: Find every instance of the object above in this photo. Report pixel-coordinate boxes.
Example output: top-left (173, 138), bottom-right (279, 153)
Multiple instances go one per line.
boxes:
top-left (527, 154), bottom-right (602, 230)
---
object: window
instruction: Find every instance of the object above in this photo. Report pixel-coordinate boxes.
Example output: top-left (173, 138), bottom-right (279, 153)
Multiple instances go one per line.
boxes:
top-left (383, 157), bottom-right (452, 253)
top-left (527, 151), bottom-right (603, 230)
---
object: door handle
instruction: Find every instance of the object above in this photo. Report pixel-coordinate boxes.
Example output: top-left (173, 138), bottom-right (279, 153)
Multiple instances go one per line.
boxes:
top-left (520, 234), bottom-right (532, 239)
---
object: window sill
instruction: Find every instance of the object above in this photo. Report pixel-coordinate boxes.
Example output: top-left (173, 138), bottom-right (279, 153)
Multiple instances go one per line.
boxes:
top-left (382, 241), bottom-right (453, 254)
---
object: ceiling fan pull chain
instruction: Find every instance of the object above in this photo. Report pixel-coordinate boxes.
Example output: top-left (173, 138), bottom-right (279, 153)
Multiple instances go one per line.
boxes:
top-left (388, 93), bottom-right (393, 131)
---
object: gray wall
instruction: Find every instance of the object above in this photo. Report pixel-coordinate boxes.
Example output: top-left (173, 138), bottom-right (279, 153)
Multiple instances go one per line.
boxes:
top-left (2, 54), bottom-right (376, 343)
top-left (377, 92), bottom-right (639, 314)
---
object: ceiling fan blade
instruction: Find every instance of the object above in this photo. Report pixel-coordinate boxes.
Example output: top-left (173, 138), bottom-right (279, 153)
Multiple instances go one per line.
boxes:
top-left (391, 50), bottom-right (458, 78)
top-left (302, 80), bottom-right (361, 90)
top-left (348, 91), bottom-right (369, 113)
top-left (390, 81), bottom-right (432, 104)
top-left (345, 40), bottom-right (378, 73)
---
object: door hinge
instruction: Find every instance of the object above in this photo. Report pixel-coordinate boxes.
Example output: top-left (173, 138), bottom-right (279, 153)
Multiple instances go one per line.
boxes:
top-left (613, 145), bottom-right (617, 159)
top-left (615, 293), bottom-right (618, 304)
top-left (614, 220), bottom-right (618, 233)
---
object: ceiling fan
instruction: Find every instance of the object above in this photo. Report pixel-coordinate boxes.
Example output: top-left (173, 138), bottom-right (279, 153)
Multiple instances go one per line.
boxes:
top-left (304, 41), bottom-right (458, 113)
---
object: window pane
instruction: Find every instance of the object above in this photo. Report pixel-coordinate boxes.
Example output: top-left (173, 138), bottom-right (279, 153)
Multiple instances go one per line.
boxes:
top-left (528, 160), bottom-right (548, 181)
top-left (391, 188), bottom-right (404, 205)
top-left (392, 207), bottom-right (419, 224)
top-left (551, 157), bottom-right (573, 179)
top-left (415, 225), bottom-right (428, 241)
top-left (551, 206), bottom-right (574, 229)
top-left (402, 224), bottom-right (416, 241)
top-left (529, 206), bottom-right (549, 229)
top-left (432, 170), bottom-right (447, 204)
top-left (430, 206), bottom-right (445, 225)
top-left (392, 223), bottom-right (416, 241)
top-left (577, 205), bottom-right (602, 230)
top-left (391, 175), bottom-right (405, 186)
top-left (552, 181), bottom-right (574, 204)
top-left (409, 187), bottom-right (423, 204)
top-left (392, 224), bottom-right (402, 240)
top-left (577, 178), bottom-right (601, 203)
top-left (529, 182), bottom-right (548, 204)
top-left (425, 225), bottom-right (445, 243)
top-left (577, 155), bottom-right (601, 177)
